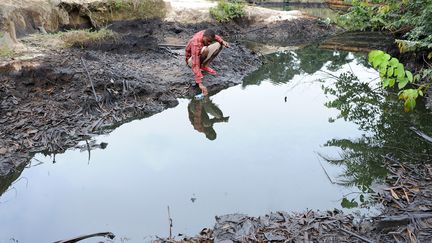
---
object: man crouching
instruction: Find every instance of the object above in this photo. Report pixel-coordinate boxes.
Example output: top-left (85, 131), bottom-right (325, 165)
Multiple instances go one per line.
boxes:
top-left (185, 29), bottom-right (230, 96)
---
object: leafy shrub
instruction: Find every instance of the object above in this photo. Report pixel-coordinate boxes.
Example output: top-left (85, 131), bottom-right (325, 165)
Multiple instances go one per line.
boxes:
top-left (210, 0), bottom-right (246, 22)
top-left (368, 50), bottom-right (427, 112)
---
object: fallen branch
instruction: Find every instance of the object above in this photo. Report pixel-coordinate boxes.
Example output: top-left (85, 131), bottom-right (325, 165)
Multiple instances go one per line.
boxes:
top-left (340, 227), bottom-right (374, 243)
top-left (318, 159), bottom-right (335, 184)
top-left (54, 232), bottom-right (115, 243)
top-left (377, 213), bottom-right (432, 223)
top-left (410, 127), bottom-right (432, 144)
top-left (80, 57), bottom-right (99, 103)
top-left (158, 43), bottom-right (186, 49)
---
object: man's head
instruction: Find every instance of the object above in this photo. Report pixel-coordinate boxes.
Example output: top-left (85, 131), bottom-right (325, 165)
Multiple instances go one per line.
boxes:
top-left (203, 29), bottom-right (216, 46)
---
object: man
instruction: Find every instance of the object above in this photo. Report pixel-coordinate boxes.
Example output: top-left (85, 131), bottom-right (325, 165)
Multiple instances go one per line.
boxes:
top-left (185, 29), bottom-right (230, 96)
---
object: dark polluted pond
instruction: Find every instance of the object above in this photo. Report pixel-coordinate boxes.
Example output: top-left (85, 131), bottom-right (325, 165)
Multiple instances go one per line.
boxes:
top-left (1, 46), bottom-right (432, 242)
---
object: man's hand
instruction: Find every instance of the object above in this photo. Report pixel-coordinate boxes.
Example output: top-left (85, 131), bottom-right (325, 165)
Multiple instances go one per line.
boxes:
top-left (199, 83), bottom-right (208, 96)
top-left (222, 41), bottom-right (230, 48)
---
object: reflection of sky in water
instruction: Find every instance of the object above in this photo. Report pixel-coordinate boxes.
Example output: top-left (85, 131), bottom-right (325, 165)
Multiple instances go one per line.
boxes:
top-left (0, 53), bottom-right (379, 242)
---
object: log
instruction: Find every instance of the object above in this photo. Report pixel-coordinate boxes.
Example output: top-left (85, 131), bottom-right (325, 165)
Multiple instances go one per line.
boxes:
top-left (158, 43), bottom-right (186, 49)
top-left (376, 213), bottom-right (432, 231)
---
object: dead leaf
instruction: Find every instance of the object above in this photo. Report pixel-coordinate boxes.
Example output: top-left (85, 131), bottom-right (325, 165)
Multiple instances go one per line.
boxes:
top-left (390, 189), bottom-right (400, 200)
top-left (403, 188), bottom-right (410, 203)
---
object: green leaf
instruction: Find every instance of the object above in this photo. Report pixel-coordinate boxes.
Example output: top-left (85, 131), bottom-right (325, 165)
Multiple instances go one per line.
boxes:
top-left (341, 197), bottom-right (359, 209)
top-left (388, 57), bottom-right (399, 66)
top-left (379, 60), bottom-right (389, 70)
top-left (387, 67), bottom-right (394, 77)
top-left (383, 53), bottom-right (391, 61)
top-left (395, 63), bottom-right (405, 79)
top-left (407, 89), bottom-right (419, 99)
top-left (388, 78), bottom-right (396, 87)
top-left (368, 50), bottom-right (384, 68)
top-left (405, 70), bottom-right (413, 82)
top-left (428, 52), bottom-right (432, 60)
top-left (398, 78), bottom-right (409, 89)
top-left (419, 90), bottom-right (424, 96)
top-left (404, 98), bottom-right (416, 112)
top-left (382, 78), bottom-right (390, 87)
top-left (368, 50), bottom-right (384, 63)
top-left (379, 66), bottom-right (387, 78)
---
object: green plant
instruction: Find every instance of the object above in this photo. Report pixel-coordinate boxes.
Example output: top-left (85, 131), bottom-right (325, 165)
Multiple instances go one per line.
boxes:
top-left (368, 50), bottom-right (427, 112)
top-left (60, 28), bottom-right (115, 48)
top-left (210, 0), bottom-right (246, 22)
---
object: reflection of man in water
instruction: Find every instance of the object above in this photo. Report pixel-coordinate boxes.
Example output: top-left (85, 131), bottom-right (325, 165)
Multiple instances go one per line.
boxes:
top-left (188, 98), bottom-right (229, 140)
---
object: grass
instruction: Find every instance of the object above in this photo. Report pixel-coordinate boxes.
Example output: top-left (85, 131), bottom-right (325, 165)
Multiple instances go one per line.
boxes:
top-left (60, 28), bottom-right (115, 47)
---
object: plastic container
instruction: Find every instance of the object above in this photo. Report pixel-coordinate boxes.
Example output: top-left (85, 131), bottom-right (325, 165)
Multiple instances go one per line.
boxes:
top-left (194, 93), bottom-right (205, 100)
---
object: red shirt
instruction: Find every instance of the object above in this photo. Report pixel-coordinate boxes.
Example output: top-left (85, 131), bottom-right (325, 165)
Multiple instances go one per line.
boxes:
top-left (185, 30), bottom-right (224, 84)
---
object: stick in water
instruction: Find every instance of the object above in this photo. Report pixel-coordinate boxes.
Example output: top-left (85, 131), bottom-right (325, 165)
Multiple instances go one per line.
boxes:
top-left (168, 206), bottom-right (173, 239)
top-left (54, 232), bottom-right (115, 243)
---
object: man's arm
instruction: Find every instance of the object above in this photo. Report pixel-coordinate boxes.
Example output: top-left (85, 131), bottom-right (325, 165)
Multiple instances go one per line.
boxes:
top-left (191, 44), bottom-right (203, 84)
top-left (215, 35), bottom-right (230, 48)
